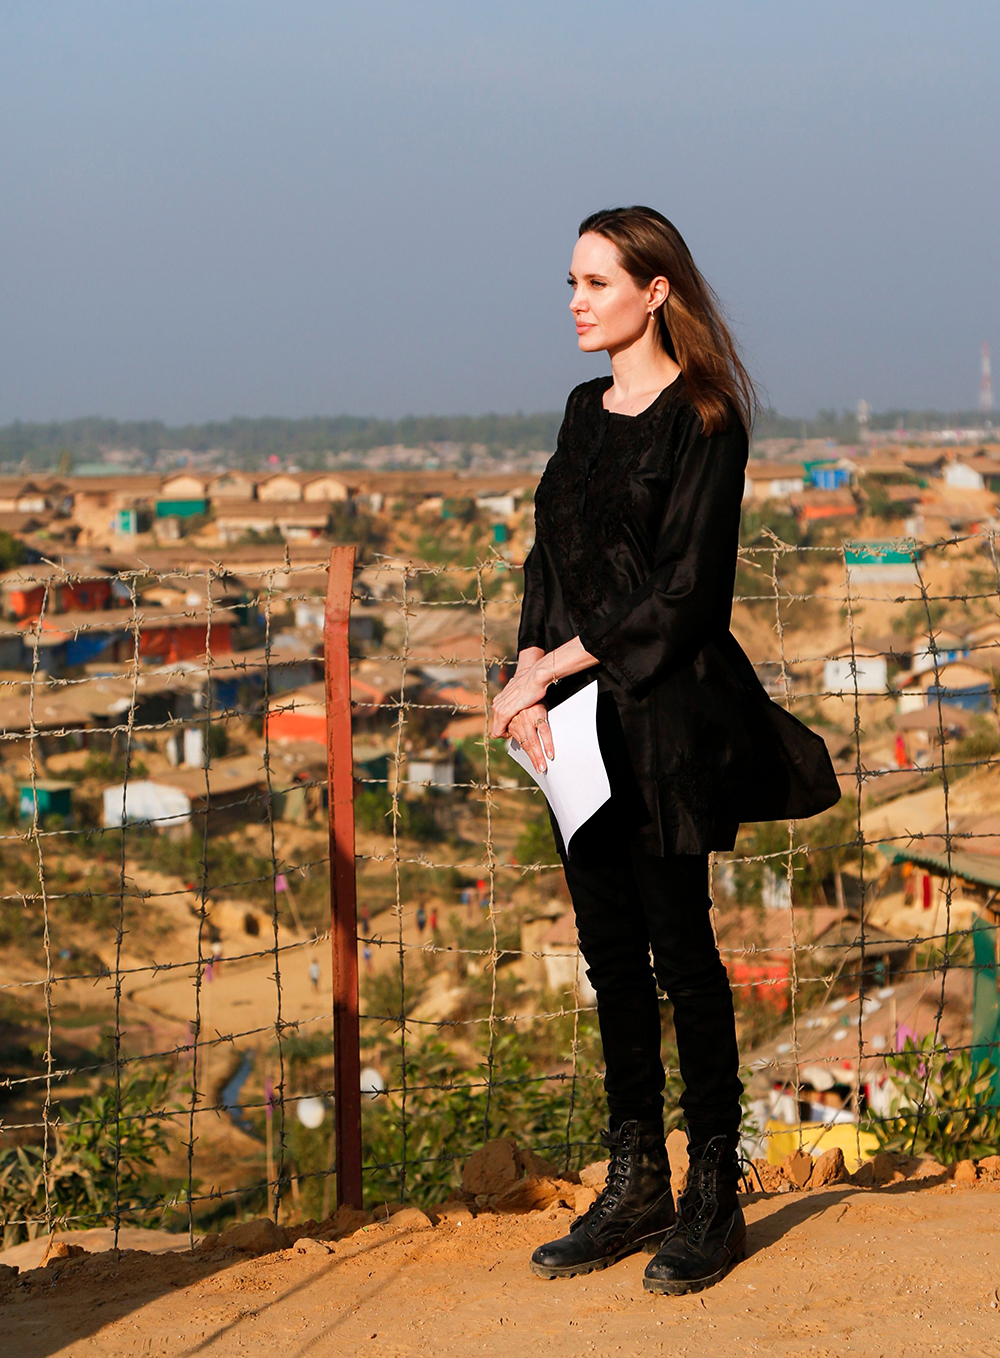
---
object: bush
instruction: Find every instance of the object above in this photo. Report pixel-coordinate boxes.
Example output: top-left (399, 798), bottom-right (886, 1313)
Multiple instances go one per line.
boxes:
top-left (125, 828), bottom-right (277, 906)
top-left (354, 785), bottom-right (447, 843)
top-left (355, 785), bottom-right (393, 834)
top-left (360, 1035), bottom-right (610, 1206)
top-left (359, 1031), bottom-right (691, 1207)
top-left (866, 1036), bottom-right (1000, 1164)
top-left (207, 723), bottom-right (230, 760)
top-left (951, 718), bottom-right (1000, 770)
top-left (0, 530), bottom-right (26, 571)
top-left (515, 811), bottom-right (558, 868)
top-left (455, 735), bottom-right (521, 786)
top-left (0, 1070), bottom-right (178, 1247)
top-left (328, 506), bottom-right (383, 553)
top-left (860, 478), bottom-right (918, 521)
top-left (740, 502), bottom-right (804, 549)
top-left (66, 750), bottom-right (149, 782)
top-left (236, 527), bottom-right (285, 546)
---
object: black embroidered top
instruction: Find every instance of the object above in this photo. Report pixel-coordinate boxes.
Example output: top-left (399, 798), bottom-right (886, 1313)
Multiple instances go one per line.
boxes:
top-left (534, 387), bottom-right (672, 626)
top-left (518, 375), bottom-right (839, 856)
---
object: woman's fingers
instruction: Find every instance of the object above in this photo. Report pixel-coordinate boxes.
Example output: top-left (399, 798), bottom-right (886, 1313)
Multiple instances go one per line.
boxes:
top-left (509, 707), bottom-right (552, 774)
top-left (491, 691), bottom-right (513, 737)
top-left (490, 665), bottom-right (549, 737)
top-left (493, 703), bottom-right (518, 738)
top-left (500, 702), bottom-right (556, 770)
top-left (518, 723), bottom-right (548, 774)
top-left (534, 712), bottom-right (555, 760)
top-left (520, 704), bottom-right (554, 761)
top-left (492, 682), bottom-right (525, 737)
top-left (492, 693), bottom-right (525, 738)
top-left (509, 713), bottom-right (544, 773)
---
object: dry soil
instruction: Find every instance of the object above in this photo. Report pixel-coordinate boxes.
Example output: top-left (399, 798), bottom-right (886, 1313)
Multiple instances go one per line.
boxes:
top-left (3, 1178), bottom-right (1000, 1357)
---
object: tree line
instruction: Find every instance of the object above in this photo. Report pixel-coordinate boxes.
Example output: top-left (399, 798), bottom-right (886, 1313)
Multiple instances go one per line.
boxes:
top-left (0, 412), bottom-right (564, 470)
top-left (0, 406), bottom-right (992, 471)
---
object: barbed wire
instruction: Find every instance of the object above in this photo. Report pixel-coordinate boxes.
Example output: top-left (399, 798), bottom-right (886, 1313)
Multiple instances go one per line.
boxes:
top-left (0, 525), bottom-right (997, 1245)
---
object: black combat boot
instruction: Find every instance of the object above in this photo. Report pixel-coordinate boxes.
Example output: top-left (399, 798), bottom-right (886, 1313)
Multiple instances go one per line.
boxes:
top-left (530, 1119), bottom-right (675, 1279)
top-left (643, 1134), bottom-right (746, 1295)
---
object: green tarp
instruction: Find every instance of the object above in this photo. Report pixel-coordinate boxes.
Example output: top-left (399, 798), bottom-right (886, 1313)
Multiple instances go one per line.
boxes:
top-left (972, 914), bottom-right (1000, 1103)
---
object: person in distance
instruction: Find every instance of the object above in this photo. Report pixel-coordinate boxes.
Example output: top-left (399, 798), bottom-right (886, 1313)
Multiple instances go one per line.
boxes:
top-left (491, 206), bottom-right (839, 1296)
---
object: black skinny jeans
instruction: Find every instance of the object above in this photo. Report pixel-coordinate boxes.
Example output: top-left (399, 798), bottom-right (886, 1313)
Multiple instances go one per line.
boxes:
top-left (555, 700), bottom-right (744, 1146)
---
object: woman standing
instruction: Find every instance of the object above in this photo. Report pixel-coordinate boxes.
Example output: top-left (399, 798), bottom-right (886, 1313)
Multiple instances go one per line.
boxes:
top-left (491, 206), bottom-right (838, 1296)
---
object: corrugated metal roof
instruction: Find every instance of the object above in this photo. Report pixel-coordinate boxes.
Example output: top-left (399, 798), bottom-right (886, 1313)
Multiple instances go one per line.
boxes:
top-left (880, 843), bottom-right (1000, 889)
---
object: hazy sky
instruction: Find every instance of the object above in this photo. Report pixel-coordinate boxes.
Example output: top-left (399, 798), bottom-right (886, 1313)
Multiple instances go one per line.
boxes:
top-left (1, 2), bottom-right (998, 423)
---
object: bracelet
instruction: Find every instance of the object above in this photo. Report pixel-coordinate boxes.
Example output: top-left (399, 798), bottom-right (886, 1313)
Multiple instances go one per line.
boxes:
top-left (550, 652), bottom-right (558, 685)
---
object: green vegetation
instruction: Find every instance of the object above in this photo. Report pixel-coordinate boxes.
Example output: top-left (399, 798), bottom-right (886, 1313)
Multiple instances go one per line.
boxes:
top-left (894, 598), bottom-right (948, 638)
top-left (0, 849), bottom-right (124, 952)
top-left (355, 785), bottom-right (452, 843)
top-left (721, 798), bottom-right (895, 922)
top-left (515, 811), bottom-right (558, 867)
top-left (415, 529), bottom-right (487, 566)
top-left (739, 502), bottom-right (804, 551)
top-left (0, 1069), bottom-right (178, 1248)
top-left (753, 406), bottom-right (994, 442)
top-left (0, 412), bottom-right (564, 471)
top-left (724, 798), bottom-right (866, 910)
top-left (122, 827), bottom-right (300, 918)
top-left (236, 526), bottom-right (286, 546)
top-left (328, 505), bottom-right (384, 553)
top-left (952, 719), bottom-right (1000, 761)
top-left (867, 1037), bottom-right (1000, 1164)
top-left (3, 407), bottom-right (994, 472)
top-left (74, 749), bottom-right (148, 782)
top-left (453, 735), bottom-right (513, 786)
top-left (860, 478), bottom-right (917, 521)
top-left (359, 1036), bottom-right (611, 1205)
top-left (736, 504), bottom-right (814, 622)
top-left (0, 530), bottom-right (26, 571)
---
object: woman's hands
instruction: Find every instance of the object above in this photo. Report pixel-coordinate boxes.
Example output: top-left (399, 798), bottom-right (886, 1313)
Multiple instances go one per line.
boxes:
top-left (507, 702), bottom-right (554, 774)
top-left (491, 638), bottom-right (600, 774)
top-left (492, 649), bottom-right (554, 772)
top-left (491, 653), bottom-right (552, 740)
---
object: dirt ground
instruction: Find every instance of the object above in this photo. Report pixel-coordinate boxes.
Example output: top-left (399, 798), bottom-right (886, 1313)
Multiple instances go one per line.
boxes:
top-left (4, 1178), bottom-right (1000, 1358)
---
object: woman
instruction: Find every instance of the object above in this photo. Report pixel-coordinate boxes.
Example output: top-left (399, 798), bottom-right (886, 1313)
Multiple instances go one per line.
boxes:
top-left (491, 206), bottom-right (839, 1296)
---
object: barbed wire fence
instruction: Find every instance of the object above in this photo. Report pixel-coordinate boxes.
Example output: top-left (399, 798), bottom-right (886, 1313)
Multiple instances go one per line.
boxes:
top-left (0, 525), bottom-right (997, 1247)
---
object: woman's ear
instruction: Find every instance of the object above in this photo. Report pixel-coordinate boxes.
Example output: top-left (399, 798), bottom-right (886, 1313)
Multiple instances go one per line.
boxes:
top-left (648, 276), bottom-right (670, 309)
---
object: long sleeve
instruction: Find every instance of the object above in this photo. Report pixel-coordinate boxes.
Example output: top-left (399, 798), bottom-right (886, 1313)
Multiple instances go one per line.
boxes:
top-left (515, 385), bottom-right (587, 655)
top-left (578, 414), bottom-right (748, 699)
top-left (516, 539), bottom-right (547, 652)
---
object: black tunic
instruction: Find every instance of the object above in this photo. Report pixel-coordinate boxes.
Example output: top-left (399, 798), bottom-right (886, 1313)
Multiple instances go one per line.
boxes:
top-left (517, 374), bottom-right (840, 856)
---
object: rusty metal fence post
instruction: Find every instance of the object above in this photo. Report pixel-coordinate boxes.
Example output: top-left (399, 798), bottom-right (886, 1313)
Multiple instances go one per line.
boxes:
top-left (324, 544), bottom-right (363, 1207)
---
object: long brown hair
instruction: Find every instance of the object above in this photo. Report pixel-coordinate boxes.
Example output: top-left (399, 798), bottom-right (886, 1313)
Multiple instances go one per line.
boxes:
top-left (579, 205), bottom-right (757, 435)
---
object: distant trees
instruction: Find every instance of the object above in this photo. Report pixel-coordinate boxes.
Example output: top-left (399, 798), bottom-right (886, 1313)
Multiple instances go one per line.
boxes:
top-left (1, 405), bottom-right (991, 471)
top-left (752, 406), bottom-right (993, 443)
top-left (0, 411), bottom-right (565, 471)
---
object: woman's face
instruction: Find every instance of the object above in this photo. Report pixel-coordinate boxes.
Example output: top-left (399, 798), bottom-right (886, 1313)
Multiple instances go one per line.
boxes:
top-left (568, 232), bottom-right (668, 353)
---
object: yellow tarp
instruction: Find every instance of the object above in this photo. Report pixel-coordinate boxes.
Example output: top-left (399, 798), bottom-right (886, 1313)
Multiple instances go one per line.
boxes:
top-left (765, 1119), bottom-right (881, 1172)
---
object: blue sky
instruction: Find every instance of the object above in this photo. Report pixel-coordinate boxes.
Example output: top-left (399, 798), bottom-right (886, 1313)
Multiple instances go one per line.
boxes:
top-left (1, 1), bottom-right (997, 422)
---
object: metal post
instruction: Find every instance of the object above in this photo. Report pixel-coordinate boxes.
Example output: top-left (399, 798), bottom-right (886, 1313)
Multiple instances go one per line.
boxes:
top-left (324, 545), bottom-right (363, 1208)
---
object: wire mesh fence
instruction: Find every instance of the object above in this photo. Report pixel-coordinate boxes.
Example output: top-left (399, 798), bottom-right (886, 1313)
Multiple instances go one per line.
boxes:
top-left (1, 525), bottom-right (999, 1248)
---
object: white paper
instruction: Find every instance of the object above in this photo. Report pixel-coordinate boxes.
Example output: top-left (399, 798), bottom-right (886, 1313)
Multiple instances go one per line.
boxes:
top-left (506, 680), bottom-right (611, 850)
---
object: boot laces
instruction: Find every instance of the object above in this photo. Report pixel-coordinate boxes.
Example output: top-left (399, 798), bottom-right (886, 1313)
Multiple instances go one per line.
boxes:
top-left (677, 1156), bottom-right (716, 1243)
top-left (574, 1127), bottom-right (633, 1230)
top-left (738, 1145), bottom-right (764, 1195)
